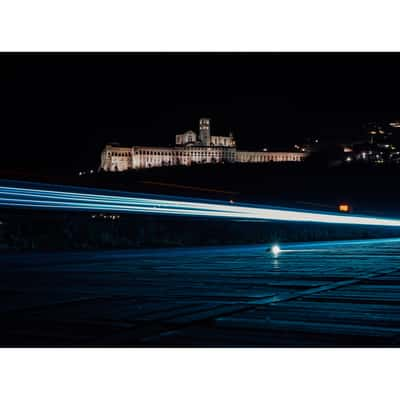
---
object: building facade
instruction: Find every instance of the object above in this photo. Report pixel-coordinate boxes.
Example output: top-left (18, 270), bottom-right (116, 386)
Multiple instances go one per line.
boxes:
top-left (100, 118), bottom-right (308, 172)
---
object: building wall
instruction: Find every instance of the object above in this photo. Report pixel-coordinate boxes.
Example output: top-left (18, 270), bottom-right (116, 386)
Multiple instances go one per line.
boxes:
top-left (100, 145), bottom-right (132, 172)
top-left (211, 135), bottom-right (235, 147)
top-left (235, 151), bottom-right (306, 163)
top-left (100, 145), bottom-right (307, 172)
top-left (175, 132), bottom-right (235, 148)
top-left (175, 130), bottom-right (197, 146)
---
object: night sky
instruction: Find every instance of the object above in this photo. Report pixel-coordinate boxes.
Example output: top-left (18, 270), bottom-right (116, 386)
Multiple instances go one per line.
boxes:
top-left (2, 53), bottom-right (400, 173)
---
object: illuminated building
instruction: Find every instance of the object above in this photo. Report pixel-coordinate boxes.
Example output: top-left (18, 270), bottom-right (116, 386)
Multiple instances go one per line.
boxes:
top-left (100, 118), bottom-right (308, 171)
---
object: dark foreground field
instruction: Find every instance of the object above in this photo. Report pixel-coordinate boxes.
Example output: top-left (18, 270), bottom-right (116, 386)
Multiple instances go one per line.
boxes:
top-left (2, 238), bottom-right (400, 346)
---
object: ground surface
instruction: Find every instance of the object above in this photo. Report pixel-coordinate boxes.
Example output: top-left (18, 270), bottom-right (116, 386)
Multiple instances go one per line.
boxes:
top-left (2, 238), bottom-right (400, 346)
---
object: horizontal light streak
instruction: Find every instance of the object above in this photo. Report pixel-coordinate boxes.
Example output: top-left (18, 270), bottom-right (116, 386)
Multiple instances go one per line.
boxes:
top-left (0, 182), bottom-right (400, 227)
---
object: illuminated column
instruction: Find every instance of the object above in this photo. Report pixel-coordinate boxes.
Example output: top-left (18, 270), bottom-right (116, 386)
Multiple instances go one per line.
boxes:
top-left (199, 118), bottom-right (211, 146)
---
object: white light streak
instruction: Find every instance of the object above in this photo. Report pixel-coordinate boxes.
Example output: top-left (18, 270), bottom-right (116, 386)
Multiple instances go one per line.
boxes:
top-left (0, 182), bottom-right (399, 228)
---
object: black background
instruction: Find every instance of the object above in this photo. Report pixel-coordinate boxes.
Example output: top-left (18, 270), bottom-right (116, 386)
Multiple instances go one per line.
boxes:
top-left (1, 53), bottom-right (400, 172)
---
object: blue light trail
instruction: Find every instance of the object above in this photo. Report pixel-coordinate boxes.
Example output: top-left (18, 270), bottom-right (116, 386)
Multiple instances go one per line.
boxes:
top-left (268, 237), bottom-right (400, 255)
top-left (0, 180), bottom-right (400, 227)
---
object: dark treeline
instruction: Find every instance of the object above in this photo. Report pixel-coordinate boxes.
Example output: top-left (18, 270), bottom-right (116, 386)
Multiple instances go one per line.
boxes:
top-left (0, 209), bottom-right (398, 252)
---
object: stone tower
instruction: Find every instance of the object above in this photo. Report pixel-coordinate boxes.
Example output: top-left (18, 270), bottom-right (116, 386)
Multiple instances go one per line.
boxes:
top-left (199, 118), bottom-right (211, 146)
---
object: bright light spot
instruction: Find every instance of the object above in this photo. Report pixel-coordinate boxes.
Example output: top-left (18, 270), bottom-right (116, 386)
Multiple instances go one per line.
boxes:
top-left (271, 245), bottom-right (281, 256)
top-left (339, 204), bottom-right (350, 213)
